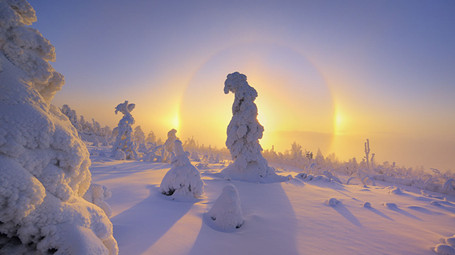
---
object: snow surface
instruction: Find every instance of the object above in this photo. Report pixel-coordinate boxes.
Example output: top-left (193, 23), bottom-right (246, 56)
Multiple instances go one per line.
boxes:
top-left (88, 145), bottom-right (455, 255)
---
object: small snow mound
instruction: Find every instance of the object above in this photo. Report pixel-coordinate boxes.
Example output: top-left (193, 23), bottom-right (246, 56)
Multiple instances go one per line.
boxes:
top-left (297, 173), bottom-right (335, 183)
top-left (446, 236), bottom-right (455, 247)
top-left (326, 198), bottom-right (341, 207)
top-left (160, 140), bottom-right (204, 199)
top-left (431, 201), bottom-right (442, 206)
top-left (363, 202), bottom-right (372, 208)
top-left (113, 149), bottom-right (126, 160)
top-left (384, 202), bottom-right (398, 210)
top-left (207, 184), bottom-right (244, 231)
top-left (434, 244), bottom-right (455, 255)
top-left (389, 187), bottom-right (404, 195)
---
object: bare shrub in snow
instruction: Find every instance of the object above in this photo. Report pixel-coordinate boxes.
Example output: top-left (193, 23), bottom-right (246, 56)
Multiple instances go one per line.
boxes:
top-left (160, 140), bottom-right (204, 199)
top-left (112, 100), bottom-right (137, 160)
top-left (0, 1), bottom-right (117, 253)
top-left (221, 72), bottom-right (284, 182)
top-left (207, 184), bottom-right (244, 231)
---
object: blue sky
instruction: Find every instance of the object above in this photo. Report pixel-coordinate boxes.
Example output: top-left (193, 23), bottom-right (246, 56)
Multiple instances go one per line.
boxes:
top-left (29, 0), bottom-right (455, 171)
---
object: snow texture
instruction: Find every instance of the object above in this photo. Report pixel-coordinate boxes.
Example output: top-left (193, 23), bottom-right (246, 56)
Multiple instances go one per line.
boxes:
top-left (83, 183), bottom-right (113, 218)
top-left (0, 2), bottom-right (117, 254)
top-left (206, 184), bottom-right (244, 231)
top-left (221, 72), bottom-right (285, 183)
top-left (112, 100), bottom-right (137, 160)
top-left (160, 140), bottom-right (204, 199)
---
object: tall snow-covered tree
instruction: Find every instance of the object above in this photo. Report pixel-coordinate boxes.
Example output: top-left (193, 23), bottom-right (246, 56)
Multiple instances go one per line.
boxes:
top-left (221, 72), bottom-right (284, 182)
top-left (145, 130), bottom-right (156, 145)
top-left (133, 125), bottom-right (145, 146)
top-left (163, 128), bottom-right (178, 162)
top-left (112, 100), bottom-right (137, 160)
top-left (0, 1), bottom-right (118, 254)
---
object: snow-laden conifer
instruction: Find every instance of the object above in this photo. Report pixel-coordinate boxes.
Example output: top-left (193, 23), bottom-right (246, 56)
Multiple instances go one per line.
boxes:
top-left (0, 1), bottom-right (118, 253)
top-left (221, 72), bottom-right (285, 182)
top-left (160, 140), bottom-right (204, 199)
top-left (112, 100), bottom-right (137, 160)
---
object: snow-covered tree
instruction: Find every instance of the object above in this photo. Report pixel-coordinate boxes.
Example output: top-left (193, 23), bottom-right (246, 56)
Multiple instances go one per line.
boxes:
top-left (0, 1), bottom-right (118, 254)
top-left (163, 128), bottom-right (178, 162)
top-left (145, 130), bottom-right (156, 145)
top-left (61, 104), bottom-right (80, 129)
top-left (134, 125), bottom-right (145, 146)
top-left (112, 100), bottom-right (137, 160)
top-left (221, 72), bottom-right (284, 182)
top-left (207, 184), bottom-right (244, 231)
top-left (160, 140), bottom-right (204, 199)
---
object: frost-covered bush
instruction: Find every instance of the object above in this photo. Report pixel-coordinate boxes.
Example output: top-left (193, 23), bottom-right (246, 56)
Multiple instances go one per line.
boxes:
top-left (207, 184), bottom-right (244, 231)
top-left (112, 100), bottom-right (137, 160)
top-left (160, 140), bottom-right (204, 199)
top-left (83, 184), bottom-right (113, 218)
top-left (163, 128), bottom-right (178, 163)
top-left (0, 1), bottom-right (117, 253)
top-left (221, 72), bottom-right (284, 182)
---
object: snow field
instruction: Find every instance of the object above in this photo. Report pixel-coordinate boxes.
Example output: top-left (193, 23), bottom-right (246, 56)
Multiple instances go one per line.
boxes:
top-left (89, 149), bottom-right (455, 255)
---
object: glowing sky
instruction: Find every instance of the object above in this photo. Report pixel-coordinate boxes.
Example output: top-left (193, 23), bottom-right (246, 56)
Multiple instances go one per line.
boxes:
top-left (29, 0), bottom-right (455, 171)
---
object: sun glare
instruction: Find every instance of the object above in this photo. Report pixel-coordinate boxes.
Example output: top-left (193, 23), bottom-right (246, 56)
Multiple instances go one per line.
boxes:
top-left (171, 114), bottom-right (180, 130)
top-left (334, 108), bottom-right (344, 136)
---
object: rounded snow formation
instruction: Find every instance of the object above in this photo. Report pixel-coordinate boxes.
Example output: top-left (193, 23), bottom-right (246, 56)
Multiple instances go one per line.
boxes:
top-left (388, 186), bottom-right (404, 195)
top-left (384, 202), bottom-right (398, 210)
top-left (160, 140), bottom-right (204, 199)
top-left (0, 2), bottom-right (117, 254)
top-left (83, 184), bottom-right (113, 218)
top-left (446, 236), bottom-right (455, 247)
top-left (296, 172), bottom-right (341, 184)
top-left (363, 202), bottom-right (372, 208)
top-left (221, 72), bottom-right (286, 183)
top-left (207, 184), bottom-right (244, 231)
top-left (326, 198), bottom-right (341, 207)
top-left (434, 244), bottom-right (455, 255)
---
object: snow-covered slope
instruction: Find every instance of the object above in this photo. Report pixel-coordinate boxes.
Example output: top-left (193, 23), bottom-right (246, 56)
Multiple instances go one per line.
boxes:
top-left (89, 146), bottom-right (455, 255)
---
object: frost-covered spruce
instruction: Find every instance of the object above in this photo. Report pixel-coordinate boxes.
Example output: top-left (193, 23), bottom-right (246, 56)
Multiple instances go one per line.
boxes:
top-left (207, 184), bottom-right (244, 231)
top-left (160, 140), bottom-right (204, 199)
top-left (0, 1), bottom-right (118, 254)
top-left (221, 72), bottom-right (284, 182)
top-left (163, 128), bottom-right (178, 162)
top-left (112, 100), bottom-right (137, 160)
